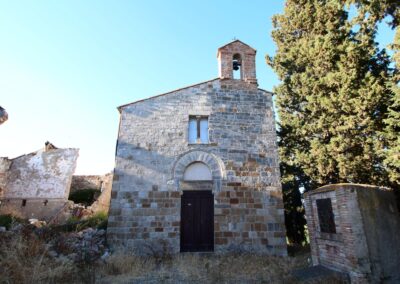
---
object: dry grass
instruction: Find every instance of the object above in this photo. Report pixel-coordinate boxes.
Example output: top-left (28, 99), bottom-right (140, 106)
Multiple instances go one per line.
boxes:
top-left (1, 229), bottom-right (338, 283)
top-left (0, 232), bottom-right (78, 284)
top-left (100, 251), bottom-right (157, 277)
top-left (0, 232), bottom-right (311, 284)
top-left (97, 252), bottom-right (310, 283)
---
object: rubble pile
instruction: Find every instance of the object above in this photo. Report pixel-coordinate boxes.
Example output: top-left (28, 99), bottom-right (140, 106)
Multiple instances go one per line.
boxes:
top-left (0, 223), bottom-right (109, 264)
top-left (48, 227), bottom-right (108, 263)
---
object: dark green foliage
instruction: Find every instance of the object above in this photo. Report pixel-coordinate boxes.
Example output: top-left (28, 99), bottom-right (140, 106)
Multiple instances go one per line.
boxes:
top-left (87, 211), bottom-right (108, 230)
top-left (0, 214), bottom-right (14, 230)
top-left (346, 0), bottom-right (399, 28)
top-left (0, 214), bottom-right (24, 229)
top-left (68, 189), bottom-right (100, 206)
top-left (384, 27), bottom-right (400, 210)
top-left (268, 0), bottom-right (398, 243)
top-left (384, 28), bottom-right (400, 186)
top-left (62, 212), bottom-right (108, 232)
top-left (347, 0), bottom-right (400, 205)
top-left (281, 164), bottom-right (313, 245)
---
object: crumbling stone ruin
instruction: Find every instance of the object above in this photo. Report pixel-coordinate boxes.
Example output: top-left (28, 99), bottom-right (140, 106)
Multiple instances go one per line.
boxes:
top-left (304, 184), bottom-right (400, 283)
top-left (108, 40), bottom-right (287, 255)
top-left (69, 173), bottom-right (113, 217)
top-left (0, 143), bottom-right (79, 221)
top-left (0, 106), bottom-right (8, 125)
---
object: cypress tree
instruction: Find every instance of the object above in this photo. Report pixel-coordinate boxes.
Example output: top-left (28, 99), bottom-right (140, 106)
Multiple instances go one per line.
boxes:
top-left (384, 27), bottom-right (400, 185)
top-left (267, 0), bottom-right (395, 242)
top-left (341, 0), bottom-right (400, 194)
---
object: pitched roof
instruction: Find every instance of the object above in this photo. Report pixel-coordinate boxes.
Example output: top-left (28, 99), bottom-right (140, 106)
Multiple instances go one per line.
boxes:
top-left (217, 40), bottom-right (257, 52)
top-left (117, 78), bottom-right (220, 111)
top-left (118, 79), bottom-right (274, 112)
top-left (118, 40), bottom-right (263, 112)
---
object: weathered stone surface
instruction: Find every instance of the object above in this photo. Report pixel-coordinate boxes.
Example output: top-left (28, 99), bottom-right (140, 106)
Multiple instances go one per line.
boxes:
top-left (218, 40), bottom-right (257, 85)
top-left (71, 174), bottom-right (109, 192)
top-left (70, 173), bottom-right (113, 214)
top-left (0, 158), bottom-right (12, 199)
top-left (304, 184), bottom-right (400, 283)
top-left (0, 144), bottom-right (79, 220)
top-left (107, 40), bottom-right (286, 255)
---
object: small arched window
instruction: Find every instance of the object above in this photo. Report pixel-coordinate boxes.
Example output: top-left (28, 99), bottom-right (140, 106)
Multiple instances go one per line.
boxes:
top-left (183, 162), bottom-right (212, 181)
top-left (232, 53), bottom-right (242, 79)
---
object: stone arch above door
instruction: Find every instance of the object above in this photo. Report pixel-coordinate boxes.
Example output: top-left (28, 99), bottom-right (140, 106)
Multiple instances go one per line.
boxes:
top-left (183, 162), bottom-right (212, 181)
top-left (172, 150), bottom-right (226, 192)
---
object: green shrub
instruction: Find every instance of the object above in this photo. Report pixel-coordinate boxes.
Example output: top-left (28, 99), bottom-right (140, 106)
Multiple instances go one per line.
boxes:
top-left (79, 211), bottom-right (108, 230)
top-left (60, 212), bottom-right (108, 232)
top-left (94, 212), bottom-right (108, 230)
top-left (0, 214), bottom-right (13, 229)
top-left (0, 214), bottom-right (24, 230)
top-left (77, 212), bottom-right (107, 230)
top-left (68, 189), bottom-right (100, 206)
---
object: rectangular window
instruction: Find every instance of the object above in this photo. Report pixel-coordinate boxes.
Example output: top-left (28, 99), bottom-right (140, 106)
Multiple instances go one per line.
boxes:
top-left (188, 116), bottom-right (209, 144)
top-left (200, 119), bottom-right (208, 143)
top-left (316, 198), bottom-right (336, 234)
top-left (189, 119), bottom-right (197, 143)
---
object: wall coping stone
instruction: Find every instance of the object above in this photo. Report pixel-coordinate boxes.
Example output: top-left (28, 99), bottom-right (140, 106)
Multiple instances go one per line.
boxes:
top-left (305, 183), bottom-right (391, 197)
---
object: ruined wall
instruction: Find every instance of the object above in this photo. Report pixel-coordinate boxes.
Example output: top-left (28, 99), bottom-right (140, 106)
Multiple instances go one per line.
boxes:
top-left (304, 184), bottom-right (400, 283)
top-left (4, 148), bottom-right (79, 199)
top-left (71, 173), bottom-right (113, 213)
top-left (108, 78), bottom-right (286, 255)
top-left (71, 175), bottom-right (106, 192)
top-left (0, 147), bottom-right (79, 220)
top-left (0, 158), bottom-right (12, 199)
top-left (90, 173), bottom-right (113, 213)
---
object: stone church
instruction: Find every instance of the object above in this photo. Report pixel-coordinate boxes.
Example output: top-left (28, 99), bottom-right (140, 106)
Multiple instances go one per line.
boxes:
top-left (107, 40), bottom-right (287, 255)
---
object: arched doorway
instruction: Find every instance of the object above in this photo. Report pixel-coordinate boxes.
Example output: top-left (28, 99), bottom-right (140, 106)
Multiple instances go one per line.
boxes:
top-left (180, 162), bottom-right (214, 252)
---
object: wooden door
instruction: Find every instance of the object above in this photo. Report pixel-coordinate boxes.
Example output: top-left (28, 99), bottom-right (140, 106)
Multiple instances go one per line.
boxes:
top-left (180, 190), bottom-right (214, 252)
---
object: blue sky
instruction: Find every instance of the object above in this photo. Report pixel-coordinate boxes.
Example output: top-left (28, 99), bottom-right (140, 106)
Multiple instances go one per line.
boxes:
top-left (0, 1), bottom-right (395, 174)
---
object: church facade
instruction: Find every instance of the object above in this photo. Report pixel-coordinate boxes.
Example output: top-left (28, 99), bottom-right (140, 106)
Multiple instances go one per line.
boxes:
top-left (107, 40), bottom-right (287, 255)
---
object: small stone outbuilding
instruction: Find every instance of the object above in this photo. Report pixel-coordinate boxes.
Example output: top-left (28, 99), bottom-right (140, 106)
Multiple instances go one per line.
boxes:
top-left (107, 40), bottom-right (287, 255)
top-left (304, 184), bottom-right (400, 283)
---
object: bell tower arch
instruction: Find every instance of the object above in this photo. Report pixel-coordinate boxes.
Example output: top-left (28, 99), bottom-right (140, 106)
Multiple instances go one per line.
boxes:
top-left (217, 40), bottom-right (257, 85)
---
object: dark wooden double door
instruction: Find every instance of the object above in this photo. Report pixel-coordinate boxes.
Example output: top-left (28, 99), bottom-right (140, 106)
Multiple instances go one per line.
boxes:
top-left (180, 190), bottom-right (214, 252)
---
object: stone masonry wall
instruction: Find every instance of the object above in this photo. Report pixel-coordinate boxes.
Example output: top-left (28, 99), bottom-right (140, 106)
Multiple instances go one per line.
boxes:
top-left (304, 187), bottom-right (364, 274)
top-left (357, 186), bottom-right (400, 283)
top-left (0, 147), bottom-right (79, 220)
top-left (70, 173), bottom-right (114, 214)
top-left (108, 77), bottom-right (286, 255)
top-left (71, 175), bottom-right (108, 192)
top-left (304, 184), bottom-right (400, 283)
top-left (218, 40), bottom-right (257, 85)
top-left (0, 157), bottom-right (12, 199)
